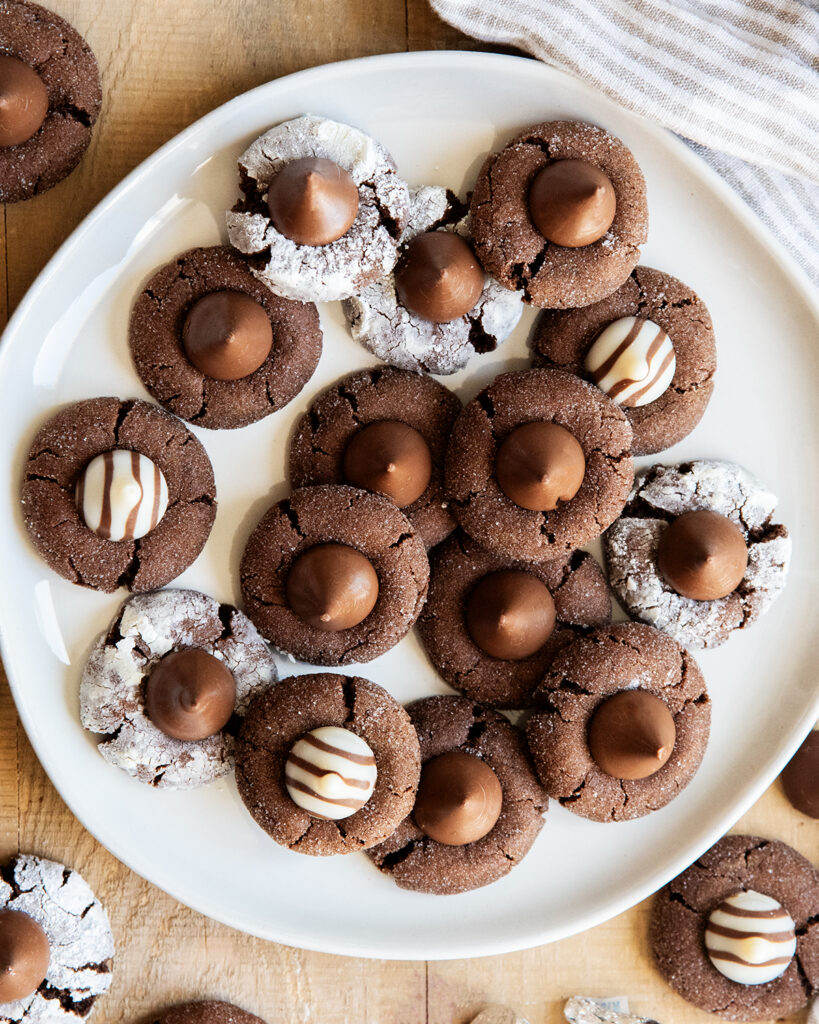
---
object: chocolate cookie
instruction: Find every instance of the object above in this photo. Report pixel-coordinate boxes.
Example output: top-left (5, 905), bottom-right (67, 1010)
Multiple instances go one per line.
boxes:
top-left (226, 114), bottom-right (409, 302)
top-left (0, 2), bottom-right (101, 203)
top-left (526, 623), bottom-right (710, 821)
top-left (129, 246), bottom-right (322, 430)
top-left (0, 853), bottom-right (113, 1023)
top-left (417, 532), bottom-right (611, 708)
top-left (343, 185), bottom-right (523, 374)
top-left (240, 484), bottom-right (428, 664)
top-left (604, 460), bottom-right (791, 649)
top-left (445, 368), bottom-right (633, 560)
top-left (531, 266), bottom-right (716, 456)
top-left (20, 398), bottom-right (216, 593)
top-left (153, 1002), bottom-right (266, 1024)
top-left (469, 121), bottom-right (647, 309)
top-left (366, 696), bottom-right (548, 894)
top-left (236, 672), bottom-right (420, 856)
top-left (781, 731), bottom-right (819, 818)
top-left (80, 589), bottom-right (278, 789)
top-left (289, 366), bottom-right (461, 549)
top-left (651, 835), bottom-right (819, 1020)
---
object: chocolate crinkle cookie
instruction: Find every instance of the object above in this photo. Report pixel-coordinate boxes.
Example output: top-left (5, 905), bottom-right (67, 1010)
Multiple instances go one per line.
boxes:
top-left (129, 246), bottom-right (322, 430)
top-left (80, 589), bottom-right (278, 789)
top-left (445, 368), bottom-right (634, 560)
top-left (289, 365), bottom-right (461, 549)
top-left (0, 1), bottom-right (101, 203)
top-left (20, 398), bottom-right (216, 593)
top-left (531, 266), bottom-right (717, 456)
top-left (651, 835), bottom-right (819, 1020)
top-left (526, 623), bottom-right (710, 822)
top-left (0, 854), bottom-right (113, 1023)
top-left (236, 673), bottom-right (421, 856)
top-left (343, 185), bottom-right (523, 374)
top-left (240, 484), bottom-right (429, 665)
top-left (604, 460), bottom-right (791, 649)
top-left (469, 120), bottom-right (647, 309)
top-left (417, 532), bottom-right (611, 708)
top-left (226, 114), bottom-right (409, 302)
top-left (153, 1002), bottom-right (267, 1024)
top-left (367, 696), bottom-right (548, 894)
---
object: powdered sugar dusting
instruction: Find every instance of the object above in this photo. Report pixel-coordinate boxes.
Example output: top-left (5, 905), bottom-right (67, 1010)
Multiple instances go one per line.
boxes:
top-left (605, 461), bottom-right (791, 649)
top-left (80, 589), bottom-right (277, 789)
top-left (0, 855), bottom-right (113, 1023)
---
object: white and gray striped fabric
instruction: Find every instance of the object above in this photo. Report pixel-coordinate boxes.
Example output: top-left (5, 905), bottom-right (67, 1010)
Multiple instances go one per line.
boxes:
top-left (430, 0), bottom-right (819, 287)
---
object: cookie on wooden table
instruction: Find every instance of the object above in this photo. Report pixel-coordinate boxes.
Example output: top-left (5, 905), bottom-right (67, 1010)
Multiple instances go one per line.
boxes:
top-left (417, 531), bottom-right (611, 708)
top-left (469, 120), bottom-right (647, 308)
top-left (367, 696), bottom-right (548, 894)
top-left (531, 266), bottom-right (717, 456)
top-left (129, 246), bottom-right (322, 430)
top-left (0, 1), bottom-right (101, 203)
top-left (80, 589), bottom-right (278, 789)
top-left (0, 853), bottom-right (113, 1023)
top-left (289, 366), bottom-right (461, 548)
top-left (153, 1003), bottom-right (266, 1024)
top-left (651, 834), bottom-right (819, 1020)
top-left (226, 114), bottom-right (410, 302)
top-left (343, 185), bottom-right (523, 374)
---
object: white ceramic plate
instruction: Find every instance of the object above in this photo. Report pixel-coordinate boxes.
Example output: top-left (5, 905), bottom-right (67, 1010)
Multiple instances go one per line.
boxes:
top-left (1, 52), bottom-right (817, 961)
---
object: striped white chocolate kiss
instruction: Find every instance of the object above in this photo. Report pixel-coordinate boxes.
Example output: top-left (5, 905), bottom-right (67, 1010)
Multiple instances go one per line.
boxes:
top-left (584, 316), bottom-right (675, 408)
top-left (285, 725), bottom-right (377, 820)
top-left (704, 889), bottom-right (797, 985)
top-left (76, 450), bottom-right (169, 542)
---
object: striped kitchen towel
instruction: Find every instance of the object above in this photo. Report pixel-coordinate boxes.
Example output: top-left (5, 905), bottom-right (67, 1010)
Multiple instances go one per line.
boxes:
top-left (430, 0), bottom-right (819, 287)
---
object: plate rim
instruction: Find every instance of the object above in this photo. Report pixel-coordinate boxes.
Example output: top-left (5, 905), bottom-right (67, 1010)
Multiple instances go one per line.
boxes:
top-left (1, 49), bottom-right (818, 961)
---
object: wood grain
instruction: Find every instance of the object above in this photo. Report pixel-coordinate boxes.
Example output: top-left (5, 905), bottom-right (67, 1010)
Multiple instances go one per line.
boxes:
top-left (0, 3), bottom-right (815, 1023)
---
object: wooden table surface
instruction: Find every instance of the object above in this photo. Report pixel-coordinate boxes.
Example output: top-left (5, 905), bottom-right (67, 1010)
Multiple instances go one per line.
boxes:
top-left (0, 2), bottom-right (816, 1022)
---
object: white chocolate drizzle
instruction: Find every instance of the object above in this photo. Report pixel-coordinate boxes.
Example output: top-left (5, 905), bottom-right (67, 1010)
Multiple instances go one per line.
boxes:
top-left (285, 725), bottom-right (377, 820)
top-left (704, 889), bottom-right (796, 985)
top-left (76, 450), bottom-right (169, 542)
top-left (584, 316), bottom-right (675, 408)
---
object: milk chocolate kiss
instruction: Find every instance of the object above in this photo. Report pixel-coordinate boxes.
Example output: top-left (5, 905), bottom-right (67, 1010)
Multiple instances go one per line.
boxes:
top-left (414, 751), bottom-right (503, 845)
top-left (182, 290), bottom-right (273, 380)
top-left (0, 908), bottom-right (50, 1003)
top-left (588, 690), bottom-right (676, 780)
top-left (0, 56), bottom-right (49, 148)
top-left (342, 420), bottom-right (432, 508)
top-left (465, 570), bottom-right (556, 660)
top-left (657, 510), bottom-right (748, 601)
top-left (528, 159), bottom-right (616, 248)
top-left (394, 231), bottom-right (485, 322)
top-left (267, 157), bottom-right (359, 246)
top-left (145, 649), bottom-right (237, 742)
top-left (495, 421), bottom-right (586, 512)
top-left (286, 543), bottom-right (379, 631)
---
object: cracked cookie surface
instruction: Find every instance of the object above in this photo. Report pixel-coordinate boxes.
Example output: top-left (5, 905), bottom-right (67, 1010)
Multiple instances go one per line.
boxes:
top-left (20, 397), bottom-right (216, 593)
top-left (469, 120), bottom-right (647, 309)
top-left (80, 589), bottom-right (278, 789)
top-left (417, 532), bottom-right (611, 708)
top-left (235, 673), bottom-right (420, 856)
top-left (366, 695), bottom-right (548, 894)
top-left (289, 366), bottom-right (461, 549)
top-left (445, 368), bottom-right (634, 560)
top-left (129, 246), bottom-right (322, 430)
top-left (239, 484), bottom-right (429, 665)
top-left (526, 622), bottom-right (710, 821)
top-left (342, 185), bottom-right (523, 374)
top-left (531, 266), bottom-right (716, 456)
top-left (154, 1001), bottom-right (267, 1024)
top-left (0, 854), bottom-right (113, 1023)
top-left (0, 1), bottom-right (101, 203)
top-left (604, 460), bottom-right (791, 649)
top-left (226, 114), bottom-right (409, 302)
top-left (651, 835), bottom-right (819, 1020)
